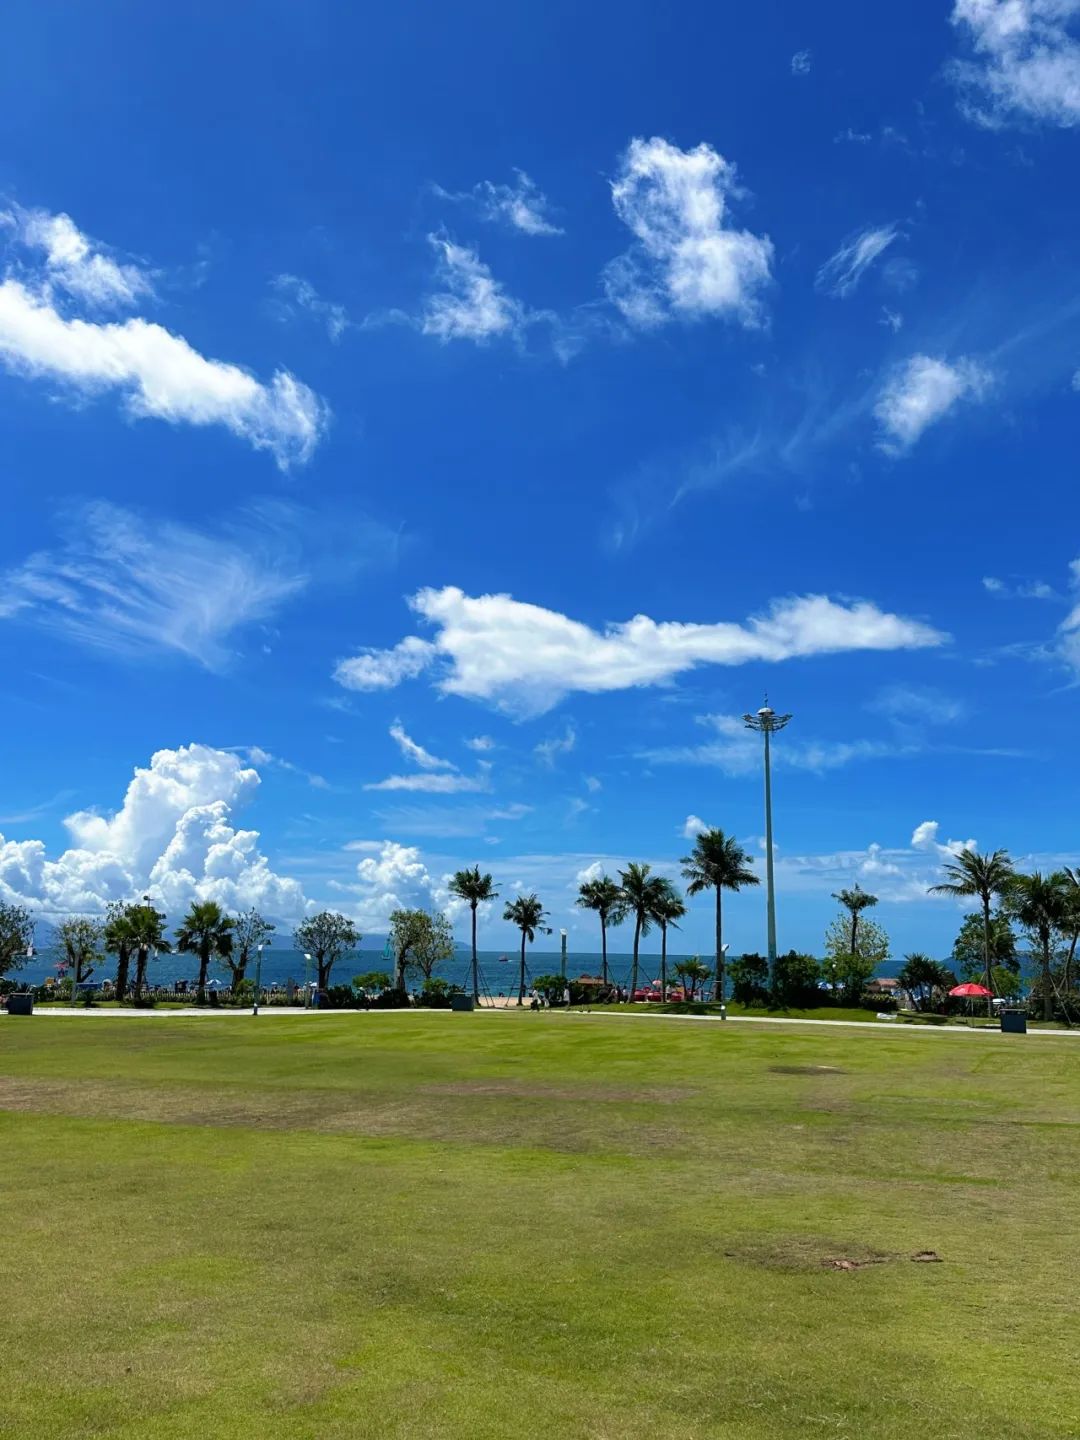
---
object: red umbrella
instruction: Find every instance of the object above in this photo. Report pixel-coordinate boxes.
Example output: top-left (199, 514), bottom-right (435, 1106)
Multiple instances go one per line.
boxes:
top-left (949, 983), bottom-right (993, 997)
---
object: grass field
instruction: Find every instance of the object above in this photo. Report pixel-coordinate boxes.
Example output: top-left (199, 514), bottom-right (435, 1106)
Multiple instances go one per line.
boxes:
top-left (0, 1012), bottom-right (1076, 1439)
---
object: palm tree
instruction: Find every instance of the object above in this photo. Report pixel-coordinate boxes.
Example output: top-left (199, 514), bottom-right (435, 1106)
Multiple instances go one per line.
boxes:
top-left (681, 829), bottom-right (760, 1003)
top-left (831, 884), bottom-right (879, 959)
top-left (575, 875), bottom-right (627, 987)
top-left (619, 862), bottom-right (664, 999)
top-left (1005, 871), bottom-right (1069, 1021)
top-left (502, 894), bottom-right (550, 1005)
top-left (929, 849), bottom-right (1013, 1018)
top-left (1061, 868), bottom-right (1080, 1000)
top-left (176, 900), bottom-right (235, 1004)
top-left (127, 900), bottom-right (170, 1000)
top-left (651, 879), bottom-right (687, 1002)
top-left (673, 957), bottom-right (711, 1001)
top-left (449, 866), bottom-right (499, 1002)
top-left (104, 903), bottom-right (136, 1001)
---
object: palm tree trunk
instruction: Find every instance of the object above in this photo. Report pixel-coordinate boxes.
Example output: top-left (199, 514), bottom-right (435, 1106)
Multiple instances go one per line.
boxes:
top-left (600, 916), bottom-right (608, 986)
top-left (981, 893), bottom-right (994, 1018)
top-left (714, 889), bottom-right (724, 1004)
top-left (850, 910), bottom-right (858, 959)
top-left (517, 931), bottom-right (526, 1005)
top-left (630, 915), bottom-right (641, 998)
top-left (471, 902), bottom-right (479, 1001)
top-left (197, 942), bottom-right (209, 1004)
top-left (660, 922), bottom-right (667, 1002)
top-left (1041, 929), bottom-right (1053, 1022)
top-left (134, 946), bottom-right (148, 998)
top-left (115, 950), bottom-right (129, 1002)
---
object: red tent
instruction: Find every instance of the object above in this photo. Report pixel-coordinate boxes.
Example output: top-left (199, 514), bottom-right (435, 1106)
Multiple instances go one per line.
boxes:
top-left (949, 982), bottom-right (993, 997)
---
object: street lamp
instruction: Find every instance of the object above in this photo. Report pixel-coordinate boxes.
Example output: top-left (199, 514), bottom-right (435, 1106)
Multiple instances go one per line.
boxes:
top-left (254, 939), bottom-right (269, 1015)
top-left (716, 943), bottom-right (730, 1011)
top-left (303, 952), bottom-right (313, 1008)
top-left (560, 928), bottom-right (568, 979)
top-left (743, 701), bottom-right (792, 974)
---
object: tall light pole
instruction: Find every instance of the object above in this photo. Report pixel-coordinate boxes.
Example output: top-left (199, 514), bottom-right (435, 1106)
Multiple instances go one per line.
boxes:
top-left (743, 702), bottom-right (792, 973)
top-left (560, 928), bottom-right (568, 979)
top-left (254, 939), bottom-right (269, 1015)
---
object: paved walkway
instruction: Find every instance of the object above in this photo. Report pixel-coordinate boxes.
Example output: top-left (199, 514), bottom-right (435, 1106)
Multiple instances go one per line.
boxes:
top-left (7, 1005), bottom-right (1078, 1038)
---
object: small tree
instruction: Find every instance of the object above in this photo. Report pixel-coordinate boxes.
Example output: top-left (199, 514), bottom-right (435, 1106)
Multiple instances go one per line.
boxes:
top-left (127, 901), bottom-right (171, 999)
top-left (681, 828), bottom-right (759, 1003)
top-left (531, 974), bottom-right (567, 1006)
top-left (896, 953), bottom-right (956, 1012)
top-left (387, 909), bottom-right (454, 988)
top-left (175, 901), bottom-right (235, 1004)
top-left (228, 908), bottom-right (276, 989)
top-left (672, 957), bottom-right (711, 1001)
top-left (352, 970), bottom-right (391, 993)
top-left (103, 902), bottom-right (136, 1000)
top-left (54, 917), bottom-right (104, 998)
top-left (728, 953), bottom-right (769, 1005)
top-left (0, 902), bottom-right (34, 980)
top-left (651, 879), bottom-right (686, 1002)
top-left (1004, 872), bottom-right (1069, 1022)
top-left (618, 862), bottom-right (663, 998)
top-left (293, 911), bottom-right (360, 991)
top-left (831, 885), bottom-right (879, 958)
top-left (951, 910), bottom-right (1018, 980)
top-left (930, 848), bottom-right (1014, 1018)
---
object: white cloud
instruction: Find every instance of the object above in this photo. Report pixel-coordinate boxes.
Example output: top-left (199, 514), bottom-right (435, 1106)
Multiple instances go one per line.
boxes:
top-left (603, 136), bottom-right (773, 329)
top-left (816, 225), bottom-right (898, 298)
top-left (880, 307), bottom-right (904, 332)
top-left (0, 744), bottom-right (308, 919)
top-left (465, 734), bottom-right (496, 752)
top-left (0, 276), bottom-right (326, 466)
top-left (334, 585), bottom-right (947, 717)
top-left (868, 684), bottom-right (966, 726)
top-left (436, 171), bottom-right (563, 236)
top-left (389, 721), bottom-right (455, 771)
top-left (910, 819), bottom-right (978, 857)
top-left (791, 50), bottom-right (812, 75)
top-left (0, 500), bottom-right (307, 669)
top-left (270, 274), bottom-right (349, 341)
top-left (534, 724), bottom-right (576, 767)
top-left (682, 814), bottom-right (708, 839)
top-left (420, 235), bottom-right (525, 343)
top-left (982, 574), bottom-right (1058, 599)
top-left (363, 770), bottom-right (491, 794)
top-left (875, 354), bottom-right (992, 452)
top-left (950, 0), bottom-right (1080, 128)
top-left (349, 840), bottom-right (442, 928)
top-left (3, 206), bottom-right (153, 308)
top-left (645, 713), bottom-right (907, 776)
top-left (584, 775), bottom-right (602, 793)
top-left (1058, 555), bottom-right (1080, 673)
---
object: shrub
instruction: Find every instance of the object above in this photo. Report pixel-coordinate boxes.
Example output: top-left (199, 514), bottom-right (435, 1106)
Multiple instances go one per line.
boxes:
top-left (372, 986), bottom-right (410, 1008)
top-left (323, 985), bottom-right (357, 1010)
top-left (417, 978), bottom-right (463, 1008)
top-left (770, 951), bottom-right (822, 1007)
top-left (729, 953), bottom-right (770, 1005)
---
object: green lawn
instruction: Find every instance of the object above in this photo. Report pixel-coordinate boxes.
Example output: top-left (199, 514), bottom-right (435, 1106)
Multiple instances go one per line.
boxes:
top-left (0, 1012), bottom-right (1076, 1439)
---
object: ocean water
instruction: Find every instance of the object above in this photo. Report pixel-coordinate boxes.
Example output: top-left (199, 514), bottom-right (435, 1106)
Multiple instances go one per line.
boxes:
top-left (16, 945), bottom-right (907, 994)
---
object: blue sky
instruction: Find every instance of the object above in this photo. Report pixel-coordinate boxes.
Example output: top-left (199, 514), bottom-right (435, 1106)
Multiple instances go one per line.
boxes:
top-left (1, 0), bottom-right (1079, 959)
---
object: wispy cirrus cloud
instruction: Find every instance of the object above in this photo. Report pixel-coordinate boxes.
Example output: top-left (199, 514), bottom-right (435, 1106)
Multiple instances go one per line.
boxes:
top-left (434, 170), bottom-right (563, 236)
top-left (270, 273), bottom-right (349, 341)
top-left (816, 224), bottom-right (898, 298)
top-left (0, 205), bottom-right (327, 467)
top-left (603, 136), bottom-right (774, 330)
top-left (334, 585), bottom-right (947, 717)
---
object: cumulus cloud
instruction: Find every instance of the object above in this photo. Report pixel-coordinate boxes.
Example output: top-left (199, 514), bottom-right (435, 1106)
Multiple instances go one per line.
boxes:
top-left (346, 840), bottom-right (476, 930)
top-left (334, 585), bottom-right (947, 717)
top-left (910, 819), bottom-right (978, 857)
top-left (465, 735), bottom-right (496, 752)
top-left (435, 170), bottom-right (563, 236)
top-left (0, 500), bottom-right (307, 669)
top-left (682, 814), bottom-right (709, 839)
top-left (0, 276), bottom-right (326, 466)
top-left (0, 744), bottom-right (308, 919)
top-left (420, 235), bottom-right (526, 343)
top-left (791, 50), bottom-right (813, 75)
top-left (816, 224), bottom-right (898, 298)
top-left (603, 136), bottom-right (773, 329)
top-left (950, 0), bottom-right (1080, 128)
top-left (2, 206), bottom-right (153, 308)
top-left (875, 354), bottom-right (992, 452)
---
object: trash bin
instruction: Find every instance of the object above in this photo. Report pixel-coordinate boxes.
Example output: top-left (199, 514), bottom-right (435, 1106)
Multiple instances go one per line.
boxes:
top-left (1000, 1008), bottom-right (1027, 1034)
top-left (450, 994), bottom-right (475, 1012)
top-left (5, 993), bottom-right (34, 1016)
